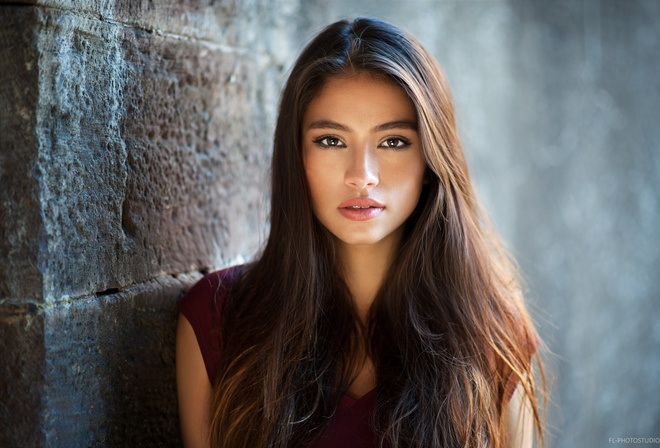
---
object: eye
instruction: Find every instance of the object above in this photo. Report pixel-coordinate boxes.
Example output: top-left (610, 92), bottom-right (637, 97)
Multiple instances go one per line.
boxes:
top-left (312, 136), bottom-right (346, 148)
top-left (379, 137), bottom-right (411, 149)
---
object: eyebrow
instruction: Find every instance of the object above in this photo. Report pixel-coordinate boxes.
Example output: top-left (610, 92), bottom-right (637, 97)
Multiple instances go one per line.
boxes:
top-left (307, 119), bottom-right (418, 133)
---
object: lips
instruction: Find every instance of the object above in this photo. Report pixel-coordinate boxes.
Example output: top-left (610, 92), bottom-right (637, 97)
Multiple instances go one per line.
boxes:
top-left (338, 197), bottom-right (385, 221)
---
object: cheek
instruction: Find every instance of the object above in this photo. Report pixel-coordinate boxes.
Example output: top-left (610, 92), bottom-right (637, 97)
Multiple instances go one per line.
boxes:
top-left (390, 159), bottom-right (426, 196)
top-left (402, 167), bottom-right (427, 212)
top-left (401, 176), bottom-right (425, 207)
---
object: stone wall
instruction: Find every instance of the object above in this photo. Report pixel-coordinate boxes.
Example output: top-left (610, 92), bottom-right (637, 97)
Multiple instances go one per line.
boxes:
top-left (0, 1), bottom-right (297, 445)
top-left (2, 1), bottom-right (659, 447)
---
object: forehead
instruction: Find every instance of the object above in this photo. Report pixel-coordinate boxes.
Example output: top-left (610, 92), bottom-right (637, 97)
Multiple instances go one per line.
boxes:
top-left (303, 72), bottom-right (417, 126)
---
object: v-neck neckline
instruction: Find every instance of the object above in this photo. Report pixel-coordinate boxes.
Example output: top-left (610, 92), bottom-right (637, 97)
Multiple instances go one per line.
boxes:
top-left (340, 388), bottom-right (377, 408)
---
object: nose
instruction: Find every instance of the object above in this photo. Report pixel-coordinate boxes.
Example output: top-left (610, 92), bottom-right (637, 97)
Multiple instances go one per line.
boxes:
top-left (344, 146), bottom-right (379, 191)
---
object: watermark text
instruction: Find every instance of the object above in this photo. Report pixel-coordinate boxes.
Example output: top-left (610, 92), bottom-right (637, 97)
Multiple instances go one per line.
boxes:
top-left (609, 438), bottom-right (660, 444)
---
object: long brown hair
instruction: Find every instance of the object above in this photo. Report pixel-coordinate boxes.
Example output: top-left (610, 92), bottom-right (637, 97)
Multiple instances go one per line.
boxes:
top-left (209, 18), bottom-right (545, 447)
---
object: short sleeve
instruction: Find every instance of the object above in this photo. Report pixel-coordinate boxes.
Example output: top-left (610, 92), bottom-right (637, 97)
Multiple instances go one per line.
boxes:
top-left (177, 266), bottom-right (241, 382)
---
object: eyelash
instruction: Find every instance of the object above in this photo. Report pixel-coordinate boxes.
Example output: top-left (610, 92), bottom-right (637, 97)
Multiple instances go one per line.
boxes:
top-left (312, 136), bottom-right (412, 150)
top-left (378, 137), bottom-right (411, 150)
top-left (312, 136), bottom-right (345, 148)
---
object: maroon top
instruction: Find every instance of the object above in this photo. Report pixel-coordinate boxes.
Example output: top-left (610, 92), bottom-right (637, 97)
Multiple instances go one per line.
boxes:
top-left (177, 267), bottom-right (379, 447)
top-left (178, 267), bottom-right (533, 446)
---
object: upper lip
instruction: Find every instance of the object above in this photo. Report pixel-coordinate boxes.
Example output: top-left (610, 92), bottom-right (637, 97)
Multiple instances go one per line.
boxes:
top-left (338, 197), bottom-right (385, 209)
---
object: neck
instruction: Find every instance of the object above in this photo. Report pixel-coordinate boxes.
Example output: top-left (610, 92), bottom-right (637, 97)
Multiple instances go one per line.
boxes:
top-left (338, 230), bottom-right (402, 322)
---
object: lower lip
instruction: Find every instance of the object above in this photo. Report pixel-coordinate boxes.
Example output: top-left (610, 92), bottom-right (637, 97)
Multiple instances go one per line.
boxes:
top-left (338, 207), bottom-right (384, 221)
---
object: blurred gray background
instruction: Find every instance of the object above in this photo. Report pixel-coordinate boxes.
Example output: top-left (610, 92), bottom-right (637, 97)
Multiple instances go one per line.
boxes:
top-left (1, 0), bottom-right (658, 446)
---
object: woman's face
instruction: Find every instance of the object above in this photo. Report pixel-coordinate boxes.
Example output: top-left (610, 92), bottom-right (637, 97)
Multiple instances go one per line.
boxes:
top-left (302, 73), bottom-right (427, 251)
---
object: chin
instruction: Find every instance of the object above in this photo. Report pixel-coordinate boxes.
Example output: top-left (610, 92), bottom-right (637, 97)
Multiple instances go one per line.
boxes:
top-left (336, 233), bottom-right (386, 247)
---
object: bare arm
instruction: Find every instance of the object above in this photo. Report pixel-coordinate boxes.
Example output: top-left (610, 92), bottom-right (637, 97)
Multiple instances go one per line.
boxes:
top-left (506, 382), bottom-right (534, 448)
top-left (176, 314), bottom-right (212, 448)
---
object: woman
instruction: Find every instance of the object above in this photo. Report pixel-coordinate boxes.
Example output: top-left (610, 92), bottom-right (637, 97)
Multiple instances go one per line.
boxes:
top-left (176, 17), bottom-right (545, 448)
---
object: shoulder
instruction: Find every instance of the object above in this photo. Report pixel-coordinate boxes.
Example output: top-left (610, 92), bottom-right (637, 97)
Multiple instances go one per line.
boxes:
top-left (179, 265), bottom-right (243, 306)
top-left (177, 265), bottom-right (244, 318)
top-left (177, 265), bottom-right (244, 381)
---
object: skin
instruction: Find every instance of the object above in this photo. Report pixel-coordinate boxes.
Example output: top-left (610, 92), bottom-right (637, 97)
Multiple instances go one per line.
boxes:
top-left (302, 73), bottom-right (426, 321)
top-left (176, 315), bottom-right (211, 448)
top-left (507, 382), bottom-right (534, 448)
top-left (176, 72), bottom-right (533, 448)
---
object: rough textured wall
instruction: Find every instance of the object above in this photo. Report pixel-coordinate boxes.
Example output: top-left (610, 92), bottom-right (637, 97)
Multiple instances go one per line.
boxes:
top-left (298, 0), bottom-right (660, 446)
top-left (0, 1), bottom-right (297, 446)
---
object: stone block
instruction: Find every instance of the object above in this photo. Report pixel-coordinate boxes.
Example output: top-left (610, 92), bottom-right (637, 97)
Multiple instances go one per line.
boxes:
top-left (43, 275), bottom-right (193, 446)
top-left (0, 274), bottom-right (195, 447)
top-left (117, 22), bottom-right (268, 288)
top-left (1, 6), bottom-right (270, 304)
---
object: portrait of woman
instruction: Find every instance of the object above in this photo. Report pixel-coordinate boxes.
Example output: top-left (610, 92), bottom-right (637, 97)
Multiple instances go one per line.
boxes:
top-left (176, 17), bottom-right (545, 448)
